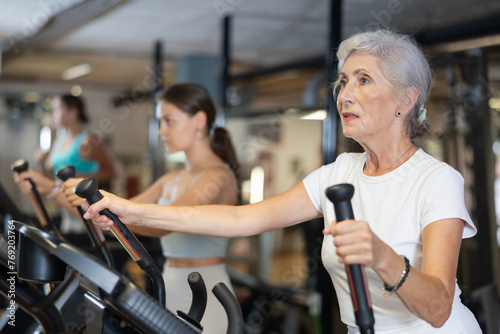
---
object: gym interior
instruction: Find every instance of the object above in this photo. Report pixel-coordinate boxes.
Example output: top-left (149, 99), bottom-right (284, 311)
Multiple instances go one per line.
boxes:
top-left (1, 0), bottom-right (500, 333)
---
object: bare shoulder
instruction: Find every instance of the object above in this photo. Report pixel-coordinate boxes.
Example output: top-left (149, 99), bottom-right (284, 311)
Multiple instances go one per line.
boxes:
top-left (80, 133), bottom-right (103, 154)
top-left (175, 164), bottom-right (238, 205)
top-left (196, 164), bottom-right (236, 188)
top-left (82, 132), bottom-right (100, 146)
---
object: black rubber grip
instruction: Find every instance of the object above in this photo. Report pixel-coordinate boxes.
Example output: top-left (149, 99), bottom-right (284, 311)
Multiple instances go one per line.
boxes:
top-left (325, 184), bottom-right (375, 334)
top-left (212, 283), bottom-right (244, 334)
top-left (55, 165), bottom-right (76, 182)
top-left (56, 166), bottom-right (114, 268)
top-left (11, 159), bottom-right (62, 237)
top-left (11, 159), bottom-right (29, 173)
top-left (186, 272), bottom-right (207, 322)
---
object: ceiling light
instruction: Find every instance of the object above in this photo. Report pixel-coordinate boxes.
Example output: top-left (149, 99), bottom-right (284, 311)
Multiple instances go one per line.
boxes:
top-left (300, 109), bottom-right (327, 120)
top-left (62, 63), bottom-right (91, 80)
top-left (71, 85), bottom-right (83, 96)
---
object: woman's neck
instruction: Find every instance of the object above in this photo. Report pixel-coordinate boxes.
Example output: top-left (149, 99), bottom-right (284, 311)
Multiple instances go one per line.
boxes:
top-left (184, 138), bottom-right (220, 172)
top-left (64, 123), bottom-right (84, 137)
top-left (362, 139), bottom-right (416, 176)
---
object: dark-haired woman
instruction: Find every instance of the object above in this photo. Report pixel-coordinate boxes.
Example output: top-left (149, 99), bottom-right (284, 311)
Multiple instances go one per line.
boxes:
top-left (44, 95), bottom-right (116, 186)
top-left (14, 94), bottom-right (116, 234)
top-left (66, 83), bottom-right (240, 333)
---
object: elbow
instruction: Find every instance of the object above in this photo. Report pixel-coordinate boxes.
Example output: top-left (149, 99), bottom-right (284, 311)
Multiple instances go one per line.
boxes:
top-left (429, 304), bottom-right (452, 328)
top-left (430, 317), bottom-right (449, 329)
top-left (426, 280), bottom-right (455, 328)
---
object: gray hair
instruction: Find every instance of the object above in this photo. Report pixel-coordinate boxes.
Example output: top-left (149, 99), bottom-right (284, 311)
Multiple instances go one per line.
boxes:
top-left (333, 29), bottom-right (433, 142)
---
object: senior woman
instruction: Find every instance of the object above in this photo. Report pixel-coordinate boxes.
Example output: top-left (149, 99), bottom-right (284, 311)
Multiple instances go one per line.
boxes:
top-left (81, 30), bottom-right (481, 333)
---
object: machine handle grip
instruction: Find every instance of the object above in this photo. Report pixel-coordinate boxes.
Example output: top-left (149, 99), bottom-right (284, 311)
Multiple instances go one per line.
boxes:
top-left (186, 272), bottom-right (207, 322)
top-left (56, 166), bottom-right (107, 243)
top-left (212, 283), bottom-right (244, 334)
top-left (11, 159), bottom-right (61, 237)
top-left (55, 165), bottom-right (76, 182)
top-left (325, 184), bottom-right (375, 334)
top-left (75, 177), bottom-right (166, 306)
top-left (176, 272), bottom-right (207, 330)
top-left (11, 159), bottom-right (29, 173)
top-left (56, 166), bottom-right (114, 268)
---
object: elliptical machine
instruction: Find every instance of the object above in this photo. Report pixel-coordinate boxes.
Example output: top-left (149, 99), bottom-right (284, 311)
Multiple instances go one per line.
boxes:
top-left (3, 163), bottom-right (243, 333)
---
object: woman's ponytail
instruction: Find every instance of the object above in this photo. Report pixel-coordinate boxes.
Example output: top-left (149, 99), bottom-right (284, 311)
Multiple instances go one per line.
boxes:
top-left (210, 127), bottom-right (242, 204)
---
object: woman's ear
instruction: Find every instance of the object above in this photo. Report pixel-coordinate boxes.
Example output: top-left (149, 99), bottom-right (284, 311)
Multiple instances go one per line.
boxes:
top-left (397, 87), bottom-right (418, 115)
top-left (193, 110), bottom-right (207, 131)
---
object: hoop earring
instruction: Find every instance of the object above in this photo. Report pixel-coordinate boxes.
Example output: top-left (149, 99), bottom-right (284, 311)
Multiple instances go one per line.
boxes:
top-left (397, 112), bottom-right (401, 116)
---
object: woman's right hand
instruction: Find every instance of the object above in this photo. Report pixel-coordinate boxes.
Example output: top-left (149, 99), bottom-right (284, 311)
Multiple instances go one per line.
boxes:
top-left (13, 169), bottom-right (55, 195)
top-left (62, 178), bottom-right (86, 207)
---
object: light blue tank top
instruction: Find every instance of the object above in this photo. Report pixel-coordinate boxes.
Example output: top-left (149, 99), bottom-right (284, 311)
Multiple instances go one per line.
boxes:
top-left (157, 198), bottom-right (228, 258)
top-left (49, 130), bottom-right (99, 175)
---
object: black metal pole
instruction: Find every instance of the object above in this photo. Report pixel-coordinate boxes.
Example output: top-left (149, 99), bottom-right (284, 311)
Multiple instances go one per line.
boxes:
top-left (150, 40), bottom-right (164, 181)
top-left (323, 0), bottom-right (341, 165)
top-left (220, 15), bottom-right (231, 123)
top-left (319, 2), bottom-right (342, 334)
top-left (445, 61), bottom-right (460, 170)
top-left (461, 50), bottom-right (496, 290)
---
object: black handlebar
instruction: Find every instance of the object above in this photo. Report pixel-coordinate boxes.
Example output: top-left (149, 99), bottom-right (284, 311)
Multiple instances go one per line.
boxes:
top-left (325, 183), bottom-right (375, 334)
top-left (213, 283), bottom-right (244, 334)
top-left (176, 272), bottom-right (207, 330)
top-left (11, 159), bottom-right (63, 238)
top-left (186, 272), bottom-right (207, 322)
top-left (56, 165), bottom-right (115, 268)
top-left (74, 177), bottom-right (166, 306)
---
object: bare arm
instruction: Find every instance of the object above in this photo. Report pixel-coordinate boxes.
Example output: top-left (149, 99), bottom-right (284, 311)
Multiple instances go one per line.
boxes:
top-left (392, 219), bottom-right (463, 327)
top-left (13, 169), bottom-right (80, 217)
top-left (34, 148), bottom-right (51, 176)
top-left (84, 182), bottom-right (322, 238)
top-left (78, 166), bottom-right (242, 237)
top-left (325, 218), bottom-right (464, 327)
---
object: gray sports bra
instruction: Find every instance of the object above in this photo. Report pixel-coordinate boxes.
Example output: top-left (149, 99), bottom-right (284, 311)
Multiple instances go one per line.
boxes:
top-left (157, 164), bottom-right (235, 258)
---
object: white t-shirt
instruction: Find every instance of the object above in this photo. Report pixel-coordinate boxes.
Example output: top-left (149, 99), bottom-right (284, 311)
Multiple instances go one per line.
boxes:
top-left (303, 149), bottom-right (482, 333)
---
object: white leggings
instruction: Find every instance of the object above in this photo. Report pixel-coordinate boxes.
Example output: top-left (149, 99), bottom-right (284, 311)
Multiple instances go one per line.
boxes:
top-left (162, 263), bottom-right (235, 334)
